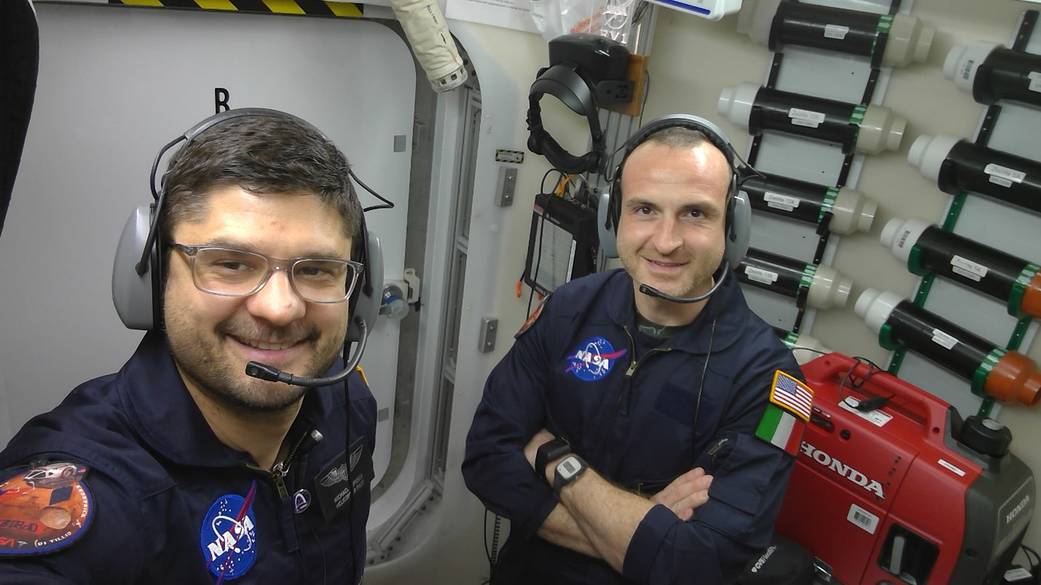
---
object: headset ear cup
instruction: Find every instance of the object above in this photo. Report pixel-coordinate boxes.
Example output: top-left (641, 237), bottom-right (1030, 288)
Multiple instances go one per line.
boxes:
top-left (725, 189), bottom-right (751, 267)
top-left (112, 205), bottom-right (156, 330)
top-left (348, 229), bottom-right (383, 346)
top-left (597, 188), bottom-right (618, 258)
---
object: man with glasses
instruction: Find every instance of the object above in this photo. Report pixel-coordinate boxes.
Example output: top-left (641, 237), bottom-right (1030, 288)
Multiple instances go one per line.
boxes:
top-left (0, 113), bottom-right (377, 583)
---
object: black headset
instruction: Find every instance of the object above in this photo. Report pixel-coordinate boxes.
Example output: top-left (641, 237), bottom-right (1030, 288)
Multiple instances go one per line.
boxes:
top-left (111, 107), bottom-right (384, 386)
top-left (526, 33), bottom-right (633, 175)
top-left (600, 114), bottom-right (754, 303)
top-left (526, 63), bottom-right (607, 174)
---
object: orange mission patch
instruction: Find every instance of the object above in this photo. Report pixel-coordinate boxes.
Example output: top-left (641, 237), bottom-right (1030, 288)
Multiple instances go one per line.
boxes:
top-left (0, 463), bottom-right (94, 556)
top-left (516, 296), bottom-right (550, 339)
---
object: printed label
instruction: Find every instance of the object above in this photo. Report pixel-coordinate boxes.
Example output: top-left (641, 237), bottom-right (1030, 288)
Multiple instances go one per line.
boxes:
top-left (1029, 71), bottom-right (1041, 93)
top-left (931, 329), bottom-right (958, 350)
top-left (839, 397), bottom-right (893, 427)
top-left (950, 255), bottom-right (988, 282)
top-left (984, 163), bottom-right (1025, 188)
top-left (824, 24), bottom-right (850, 40)
top-left (744, 266), bottom-right (779, 285)
top-left (847, 504), bottom-right (879, 534)
top-left (958, 59), bottom-right (975, 83)
top-left (764, 192), bottom-right (801, 211)
top-left (938, 459), bottom-right (966, 477)
top-left (788, 108), bottom-right (826, 128)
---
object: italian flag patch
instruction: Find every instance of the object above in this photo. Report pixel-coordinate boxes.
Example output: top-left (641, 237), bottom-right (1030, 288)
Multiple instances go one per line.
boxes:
top-left (755, 370), bottom-right (814, 456)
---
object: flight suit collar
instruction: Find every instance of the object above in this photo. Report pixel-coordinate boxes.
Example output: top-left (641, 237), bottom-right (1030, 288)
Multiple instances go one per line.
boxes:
top-left (121, 331), bottom-right (339, 469)
top-left (603, 269), bottom-right (748, 355)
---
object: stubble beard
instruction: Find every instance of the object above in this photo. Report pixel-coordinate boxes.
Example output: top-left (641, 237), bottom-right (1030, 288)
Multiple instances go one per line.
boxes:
top-left (621, 250), bottom-right (719, 300)
top-left (166, 314), bottom-right (343, 414)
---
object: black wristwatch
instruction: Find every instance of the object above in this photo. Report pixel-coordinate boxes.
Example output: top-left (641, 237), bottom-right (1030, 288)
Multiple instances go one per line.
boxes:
top-left (552, 454), bottom-right (587, 494)
top-left (535, 437), bottom-right (571, 479)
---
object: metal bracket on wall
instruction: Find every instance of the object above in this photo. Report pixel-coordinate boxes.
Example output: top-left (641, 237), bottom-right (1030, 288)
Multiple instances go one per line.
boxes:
top-left (478, 317), bottom-right (498, 353)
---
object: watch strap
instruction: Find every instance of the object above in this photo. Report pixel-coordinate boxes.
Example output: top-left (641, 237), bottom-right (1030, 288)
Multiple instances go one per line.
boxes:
top-left (535, 437), bottom-right (571, 479)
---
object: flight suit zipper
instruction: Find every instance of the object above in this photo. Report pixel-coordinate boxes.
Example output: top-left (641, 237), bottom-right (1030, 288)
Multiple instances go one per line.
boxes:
top-left (248, 428), bottom-right (313, 499)
top-left (619, 326), bottom-right (671, 416)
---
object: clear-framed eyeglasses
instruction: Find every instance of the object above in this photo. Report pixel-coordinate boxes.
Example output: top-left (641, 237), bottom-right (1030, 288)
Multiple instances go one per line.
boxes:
top-left (170, 243), bottom-right (362, 304)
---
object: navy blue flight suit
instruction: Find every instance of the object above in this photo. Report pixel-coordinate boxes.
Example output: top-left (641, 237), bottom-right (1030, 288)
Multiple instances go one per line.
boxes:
top-left (463, 269), bottom-right (802, 585)
top-left (0, 331), bottom-right (376, 584)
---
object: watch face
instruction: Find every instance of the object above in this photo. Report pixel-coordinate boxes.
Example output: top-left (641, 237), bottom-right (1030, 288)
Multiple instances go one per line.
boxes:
top-left (557, 456), bottom-right (582, 480)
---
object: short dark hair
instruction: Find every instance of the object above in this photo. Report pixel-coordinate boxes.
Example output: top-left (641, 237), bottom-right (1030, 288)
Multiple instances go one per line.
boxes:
top-left (624, 126), bottom-right (735, 202)
top-left (159, 115), bottom-right (362, 244)
top-left (641, 126), bottom-right (712, 151)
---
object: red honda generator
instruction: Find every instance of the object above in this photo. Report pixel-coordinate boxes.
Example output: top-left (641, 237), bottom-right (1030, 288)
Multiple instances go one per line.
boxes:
top-left (775, 353), bottom-right (1035, 585)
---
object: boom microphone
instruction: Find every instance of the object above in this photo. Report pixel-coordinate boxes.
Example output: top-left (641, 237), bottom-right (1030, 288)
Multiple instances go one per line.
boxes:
top-left (637, 261), bottom-right (731, 304)
top-left (244, 319), bottom-right (369, 388)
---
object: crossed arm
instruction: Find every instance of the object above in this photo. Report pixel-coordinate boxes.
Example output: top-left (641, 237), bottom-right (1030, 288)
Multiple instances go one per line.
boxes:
top-left (521, 429), bottom-right (713, 572)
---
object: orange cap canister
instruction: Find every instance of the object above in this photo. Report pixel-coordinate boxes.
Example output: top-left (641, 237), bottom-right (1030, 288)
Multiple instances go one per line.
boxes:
top-left (985, 351), bottom-right (1041, 406)
top-left (1018, 270), bottom-right (1041, 319)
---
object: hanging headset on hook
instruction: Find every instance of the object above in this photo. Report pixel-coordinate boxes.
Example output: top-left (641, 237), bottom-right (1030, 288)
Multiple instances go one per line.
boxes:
top-left (526, 33), bottom-right (634, 175)
top-left (599, 113), bottom-right (761, 304)
top-left (111, 107), bottom-right (392, 388)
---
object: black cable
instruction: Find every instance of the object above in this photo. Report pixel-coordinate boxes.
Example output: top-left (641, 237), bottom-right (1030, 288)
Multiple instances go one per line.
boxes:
top-left (637, 71), bottom-right (651, 129)
top-left (343, 348), bottom-right (358, 585)
top-left (785, 345), bottom-right (830, 357)
top-left (540, 168), bottom-right (566, 195)
top-left (785, 346), bottom-right (893, 410)
top-left (1022, 543), bottom-right (1040, 569)
top-left (842, 355), bottom-right (884, 389)
top-left (692, 319), bottom-right (717, 429)
top-left (1020, 544), bottom-right (1041, 584)
top-left (350, 168), bottom-right (395, 213)
top-left (527, 209), bottom-right (547, 317)
top-left (832, 355), bottom-right (893, 413)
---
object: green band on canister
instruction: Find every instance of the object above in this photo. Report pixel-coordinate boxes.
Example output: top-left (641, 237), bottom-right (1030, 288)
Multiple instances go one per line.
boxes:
top-left (879, 322), bottom-right (899, 351)
top-left (971, 347), bottom-right (1006, 398)
top-left (1008, 263), bottom-right (1040, 317)
top-left (818, 188), bottom-right (838, 224)
top-left (907, 243), bottom-right (927, 276)
top-left (868, 15), bottom-right (892, 59)
top-left (800, 264), bottom-right (817, 292)
top-left (850, 105), bottom-right (866, 126)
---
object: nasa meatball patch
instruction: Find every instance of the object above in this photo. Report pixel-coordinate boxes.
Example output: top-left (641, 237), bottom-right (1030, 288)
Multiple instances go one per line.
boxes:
top-left (0, 462), bottom-right (94, 556)
top-left (200, 483), bottom-right (259, 581)
top-left (564, 336), bottom-right (628, 382)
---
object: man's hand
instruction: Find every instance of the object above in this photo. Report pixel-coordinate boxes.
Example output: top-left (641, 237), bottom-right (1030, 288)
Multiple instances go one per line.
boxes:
top-left (523, 428), bottom-right (557, 477)
top-left (650, 467), bottom-right (713, 521)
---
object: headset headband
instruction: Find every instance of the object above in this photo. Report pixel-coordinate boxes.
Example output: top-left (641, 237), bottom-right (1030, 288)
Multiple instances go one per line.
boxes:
top-left (609, 114), bottom-right (744, 229)
top-left (137, 108), bottom-right (325, 276)
top-left (602, 114), bottom-right (754, 268)
top-left (616, 114), bottom-right (738, 171)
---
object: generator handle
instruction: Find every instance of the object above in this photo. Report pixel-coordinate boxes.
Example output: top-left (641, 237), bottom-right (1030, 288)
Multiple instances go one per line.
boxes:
top-left (804, 353), bottom-right (951, 441)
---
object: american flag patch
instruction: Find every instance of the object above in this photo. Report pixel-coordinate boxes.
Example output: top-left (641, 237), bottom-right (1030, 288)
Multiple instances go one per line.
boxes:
top-left (769, 370), bottom-right (813, 422)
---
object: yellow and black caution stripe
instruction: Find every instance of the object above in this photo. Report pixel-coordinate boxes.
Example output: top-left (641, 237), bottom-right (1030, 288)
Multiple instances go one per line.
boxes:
top-left (110, 0), bottom-right (363, 18)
